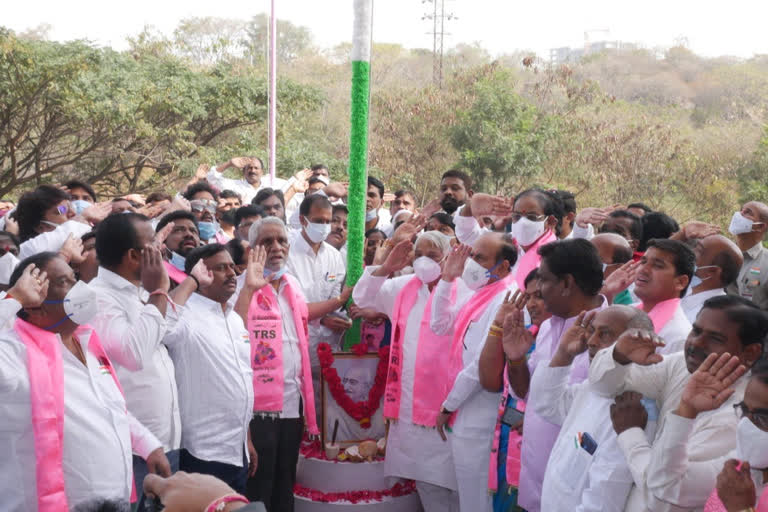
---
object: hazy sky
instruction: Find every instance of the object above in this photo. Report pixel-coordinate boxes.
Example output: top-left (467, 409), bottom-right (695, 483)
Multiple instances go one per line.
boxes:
top-left (5, 0), bottom-right (768, 59)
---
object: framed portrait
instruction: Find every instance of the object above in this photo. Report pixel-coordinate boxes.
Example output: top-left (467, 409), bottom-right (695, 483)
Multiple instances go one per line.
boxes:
top-left (321, 352), bottom-right (387, 448)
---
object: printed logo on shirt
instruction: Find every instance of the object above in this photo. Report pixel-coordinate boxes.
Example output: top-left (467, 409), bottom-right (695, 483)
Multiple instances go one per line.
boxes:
top-left (256, 294), bottom-right (272, 311)
top-left (750, 267), bottom-right (761, 275)
top-left (325, 273), bottom-right (337, 282)
top-left (253, 341), bottom-right (277, 365)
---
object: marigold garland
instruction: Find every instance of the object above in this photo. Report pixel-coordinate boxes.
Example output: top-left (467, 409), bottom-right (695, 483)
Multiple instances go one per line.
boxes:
top-left (293, 480), bottom-right (416, 504)
top-left (317, 343), bottom-right (389, 429)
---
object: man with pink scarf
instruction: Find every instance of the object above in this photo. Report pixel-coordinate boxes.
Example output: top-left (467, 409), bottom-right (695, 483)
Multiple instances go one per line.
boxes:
top-left (431, 232), bottom-right (519, 511)
top-left (353, 231), bottom-right (462, 511)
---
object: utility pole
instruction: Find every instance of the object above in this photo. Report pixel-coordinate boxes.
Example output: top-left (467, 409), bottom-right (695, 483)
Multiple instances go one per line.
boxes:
top-left (422, 0), bottom-right (456, 87)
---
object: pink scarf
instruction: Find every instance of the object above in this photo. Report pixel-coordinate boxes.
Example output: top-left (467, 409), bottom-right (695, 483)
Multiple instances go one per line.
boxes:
top-left (445, 274), bottom-right (516, 406)
top-left (15, 318), bottom-right (132, 512)
top-left (385, 277), bottom-right (456, 426)
top-left (637, 298), bottom-right (680, 333)
top-left (488, 326), bottom-right (536, 493)
top-left (247, 274), bottom-right (319, 436)
top-left (515, 230), bottom-right (557, 290)
top-left (163, 260), bottom-right (187, 285)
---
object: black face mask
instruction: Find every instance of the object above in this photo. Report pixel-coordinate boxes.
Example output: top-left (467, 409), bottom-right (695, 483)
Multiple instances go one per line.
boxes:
top-left (440, 196), bottom-right (461, 215)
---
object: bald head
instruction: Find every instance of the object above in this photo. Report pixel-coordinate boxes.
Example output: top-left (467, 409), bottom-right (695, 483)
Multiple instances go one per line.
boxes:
top-left (693, 234), bottom-right (744, 290)
top-left (586, 305), bottom-right (653, 360)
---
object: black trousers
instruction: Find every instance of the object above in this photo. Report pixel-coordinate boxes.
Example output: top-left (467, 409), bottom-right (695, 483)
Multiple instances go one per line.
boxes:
top-left (246, 414), bottom-right (304, 512)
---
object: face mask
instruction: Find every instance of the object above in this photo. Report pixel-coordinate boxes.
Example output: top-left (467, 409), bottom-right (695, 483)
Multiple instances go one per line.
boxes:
top-left (304, 221), bottom-right (331, 244)
top-left (170, 251), bottom-right (186, 271)
top-left (728, 211), bottom-right (756, 236)
top-left (42, 280), bottom-right (98, 329)
top-left (365, 209), bottom-right (378, 222)
top-left (737, 417), bottom-right (768, 469)
top-left (264, 266), bottom-right (287, 282)
top-left (511, 217), bottom-right (547, 247)
top-left (0, 251), bottom-right (19, 285)
top-left (413, 256), bottom-right (442, 284)
top-left (198, 221), bottom-right (218, 241)
top-left (462, 258), bottom-right (503, 290)
top-left (71, 200), bottom-right (92, 216)
top-left (689, 265), bottom-right (716, 289)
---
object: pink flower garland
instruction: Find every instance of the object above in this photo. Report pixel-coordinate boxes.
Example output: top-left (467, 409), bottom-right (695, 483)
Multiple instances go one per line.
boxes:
top-left (317, 343), bottom-right (389, 429)
top-left (293, 481), bottom-right (416, 504)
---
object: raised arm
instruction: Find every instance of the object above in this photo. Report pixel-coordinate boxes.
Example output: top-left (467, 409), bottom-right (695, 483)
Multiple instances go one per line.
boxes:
top-left (430, 244), bottom-right (471, 335)
top-left (645, 353), bottom-right (747, 510)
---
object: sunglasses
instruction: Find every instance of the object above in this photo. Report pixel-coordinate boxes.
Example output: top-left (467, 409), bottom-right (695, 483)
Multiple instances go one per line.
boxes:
top-left (55, 203), bottom-right (71, 216)
top-left (190, 200), bottom-right (216, 214)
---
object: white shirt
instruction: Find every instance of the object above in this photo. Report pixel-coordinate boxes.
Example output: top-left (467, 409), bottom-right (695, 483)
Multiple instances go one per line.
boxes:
top-left (570, 223), bottom-right (596, 240)
top-left (353, 267), bottom-right (458, 489)
top-left (285, 234), bottom-right (346, 364)
top-left (680, 288), bottom-right (725, 324)
top-left (0, 327), bottom-right (161, 511)
top-left (0, 294), bottom-right (21, 331)
top-left (430, 277), bottom-right (514, 437)
top-left (89, 267), bottom-right (182, 451)
top-left (206, 166), bottom-right (292, 204)
top-left (19, 220), bottom-right (91, 260)
top-left (589, 349), bottom-right (746, 512)
top-left (164, 293), bottom-right (253, 466)
top-left (657, 305), bottom-right (692, 355)
top-left (531, 364), bottom-right (644, 512)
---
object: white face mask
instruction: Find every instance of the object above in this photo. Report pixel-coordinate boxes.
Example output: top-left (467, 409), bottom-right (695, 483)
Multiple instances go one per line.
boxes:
top-left (365, 209), bottom-right (378, 222)
top-left (43, 280), bottom-right (98, 328)
top-left (737, 416), bottom-right (768, 469)
top-left (728, 211), bottom-right (756, 236)
top-left (462, 258), bottom-right (492, 290)
top-left (413, 256), bottom-right (442, 284)
top-left (303, 221), bottom-right (331, 244)
top-left (511, 217), bottom-right (547, 247)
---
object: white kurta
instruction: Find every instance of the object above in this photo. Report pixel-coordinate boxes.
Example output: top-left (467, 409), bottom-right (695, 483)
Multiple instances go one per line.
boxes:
top-left (352, 267), bottom-right (457, 490)
top-left (589, 349), bottom-right (747, 512)
top-left (430, 276), bottom-right (517, 512)
top-left (0, 328), bottom-right (161, 511)
top-left (680, 289), bottom-right (725, 324)
top-left (531, 364), bottom-right (648, 512)
top-left (657, 305), bottom-right (692, 355)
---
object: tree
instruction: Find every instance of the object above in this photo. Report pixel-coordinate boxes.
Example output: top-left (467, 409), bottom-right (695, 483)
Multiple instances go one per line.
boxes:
top-left (244, 14), bottom-right (313, 66)
top-left (173, 17), bottom-right (249, 67)
top-left (450, 69), bottom-right (555, 194)
top-left (0, 29), bottom-right (323, 197)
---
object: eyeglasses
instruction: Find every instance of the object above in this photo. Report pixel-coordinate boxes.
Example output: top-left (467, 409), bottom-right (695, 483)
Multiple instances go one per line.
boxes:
top-left (510, 213), bottom-right (546, 223)
top-left (734, 401), bottom-right (768, 430)
top-left (55, 203), bottom-right (71, 216)
top-left (190, 200), bottom-right (217, 214)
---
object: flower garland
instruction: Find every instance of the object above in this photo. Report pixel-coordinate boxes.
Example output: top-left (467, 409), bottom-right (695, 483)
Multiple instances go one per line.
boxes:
top-left (317, 343), bottom-right (389, 429)
top-left (294, 481), bottom-right (416, 504)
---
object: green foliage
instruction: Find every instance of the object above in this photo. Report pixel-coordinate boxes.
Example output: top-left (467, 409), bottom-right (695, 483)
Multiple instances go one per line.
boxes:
top-left (450, 70), bottom-right (555, 194)
top-left (0, 29), bottom-right (322, 197)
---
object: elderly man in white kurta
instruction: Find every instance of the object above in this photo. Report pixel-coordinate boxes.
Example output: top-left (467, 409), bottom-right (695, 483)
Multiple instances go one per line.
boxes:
top-left (353, 232), bottom-right (461, 511)
top-left (431, 232), bottom-right (519, 512)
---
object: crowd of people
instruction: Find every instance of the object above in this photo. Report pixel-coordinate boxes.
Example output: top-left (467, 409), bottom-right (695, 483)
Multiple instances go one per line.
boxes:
top-left (0, 156), bottom-right (766, 512)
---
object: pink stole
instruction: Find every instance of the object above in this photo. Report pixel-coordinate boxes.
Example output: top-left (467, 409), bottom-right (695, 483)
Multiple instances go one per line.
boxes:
top-left (514, 230), bottom-right (557, 290)
top-left (385, 277), bottom-right (456, 426)
top-left (163, 260), bottom-right (187, 285)
top-left (445, 274), bottom-right (516, 410)
top-left (15, 318), bottom-right (133, 512)
top-left (637, 298), bottom-right (680, 333)
top-left (247, 274), bottom-right (319, 436)
top-left (488, 326), bottom-right (536, 493)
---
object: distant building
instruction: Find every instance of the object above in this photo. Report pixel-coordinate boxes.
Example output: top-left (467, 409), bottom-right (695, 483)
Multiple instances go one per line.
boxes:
top-left (549, 40), bottom-right (638, 65)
